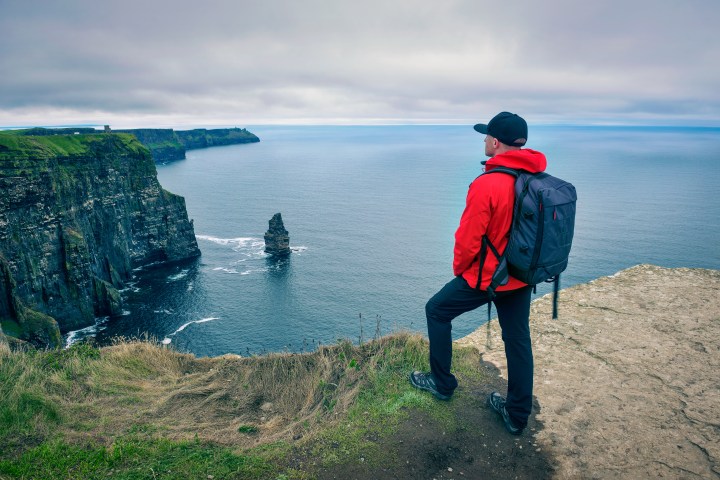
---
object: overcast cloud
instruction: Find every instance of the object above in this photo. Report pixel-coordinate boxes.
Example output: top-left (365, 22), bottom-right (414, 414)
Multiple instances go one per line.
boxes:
top-left (1, 0), bottom-right (719, 127)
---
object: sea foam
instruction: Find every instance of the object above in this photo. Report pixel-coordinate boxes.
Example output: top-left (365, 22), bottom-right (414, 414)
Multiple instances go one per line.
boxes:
top-left (167, 269), bottom-right (190, 281)
top-left (64, 316), bottom-right (110, 348)
top-left (161, 317), bottom-right (220, 345)
top-left (196, 235), bottom-right (256, 247)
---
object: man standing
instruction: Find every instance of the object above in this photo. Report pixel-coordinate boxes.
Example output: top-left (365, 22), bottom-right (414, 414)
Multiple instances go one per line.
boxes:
top-left (409, 112), bottom-right (546, 435)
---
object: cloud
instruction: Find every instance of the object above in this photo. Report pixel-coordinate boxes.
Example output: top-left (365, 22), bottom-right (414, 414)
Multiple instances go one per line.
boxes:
top-left (1, 0), bottom-right (719, 126)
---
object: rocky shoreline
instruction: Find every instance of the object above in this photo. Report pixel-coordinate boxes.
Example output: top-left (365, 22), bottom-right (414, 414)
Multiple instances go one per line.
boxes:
top-left (457, 264), bottom-right (720, 479)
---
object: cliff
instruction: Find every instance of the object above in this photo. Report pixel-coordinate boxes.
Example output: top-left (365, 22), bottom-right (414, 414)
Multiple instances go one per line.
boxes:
top-left (117, 127), bottom-right (260, 163)
top-left (174, 128), bottom-right (260, 150)
top-left (113, 128), bottom-right (184, 164)
top-left (0, 132), bottom-right (200, 348)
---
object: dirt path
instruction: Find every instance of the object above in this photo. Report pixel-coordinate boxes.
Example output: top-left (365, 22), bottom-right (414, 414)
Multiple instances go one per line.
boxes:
top-left (457, 265), bottom-right (720, 479)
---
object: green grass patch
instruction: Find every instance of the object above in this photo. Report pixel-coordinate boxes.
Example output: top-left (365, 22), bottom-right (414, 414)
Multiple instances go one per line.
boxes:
top-left (0, 436), bottom-right (275, 480)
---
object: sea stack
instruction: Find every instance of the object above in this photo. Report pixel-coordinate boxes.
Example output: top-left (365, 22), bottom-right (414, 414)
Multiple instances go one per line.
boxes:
top-left (264, 213), bottom-right (291, 256)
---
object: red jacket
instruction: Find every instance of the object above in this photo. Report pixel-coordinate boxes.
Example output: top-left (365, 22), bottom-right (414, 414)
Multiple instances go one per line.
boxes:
top-left (453, 148), bottom-right (547, 291)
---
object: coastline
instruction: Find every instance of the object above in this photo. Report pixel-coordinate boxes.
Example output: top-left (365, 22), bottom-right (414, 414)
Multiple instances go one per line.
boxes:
top-left (456, 264), bottom-right (720, 478)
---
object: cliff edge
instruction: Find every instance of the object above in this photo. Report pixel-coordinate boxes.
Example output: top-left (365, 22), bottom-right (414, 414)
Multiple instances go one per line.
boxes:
top-left (457, 264), bottom-right (720, 479)
top-left (0, 132), bottom-right (200, 347)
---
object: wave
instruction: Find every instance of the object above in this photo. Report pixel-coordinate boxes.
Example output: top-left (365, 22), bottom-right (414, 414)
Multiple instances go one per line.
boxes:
top-left (198, 234), bottom-right (307, 276)
top-left (240, 267), bottom-right (268, 275)
top-left (167, 269), bottom-right (190, 281)
top-left (212, 267), bottom-right (240, 274)
top-left (196, 235), bottom-right (251, 245)
top-left (132, 260), bottom-right (163, 272)
top-left (119, 281), bottom-right (140, 293)
top-left (196, 235), bottom-right (310, 256)
top-left (64, 316), bottom-right (110, 348)
top-left (196, 235), bottom-right (262, 249)
top-left (161, 317), bottom-right (220, 345)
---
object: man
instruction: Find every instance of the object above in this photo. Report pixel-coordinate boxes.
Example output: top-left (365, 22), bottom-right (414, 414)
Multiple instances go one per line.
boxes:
top-left (409, 112), bottom-right (547, 435)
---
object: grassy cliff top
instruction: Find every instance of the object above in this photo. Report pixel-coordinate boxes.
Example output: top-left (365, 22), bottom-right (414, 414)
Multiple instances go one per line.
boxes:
top-left (0, 333), bottom-right (508, 479)
top-left (0, 131), bottom-right (148, 161)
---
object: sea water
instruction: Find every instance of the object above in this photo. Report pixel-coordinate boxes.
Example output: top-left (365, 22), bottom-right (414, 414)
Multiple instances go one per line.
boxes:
top-left (65, 125), bottom-right (720, 356)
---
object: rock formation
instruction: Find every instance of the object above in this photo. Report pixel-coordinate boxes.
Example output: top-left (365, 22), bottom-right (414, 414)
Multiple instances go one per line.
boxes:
top-left (264, 213), bottom-right (291, 256)
top-left (0, 131), bottom-right (201, 348)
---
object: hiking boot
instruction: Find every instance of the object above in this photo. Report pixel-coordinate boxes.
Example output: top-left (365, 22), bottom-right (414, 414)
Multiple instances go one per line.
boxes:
top-left (409, 371), bottom-right (452, 401)
top-left (487, 391), bottom-right (524, 435)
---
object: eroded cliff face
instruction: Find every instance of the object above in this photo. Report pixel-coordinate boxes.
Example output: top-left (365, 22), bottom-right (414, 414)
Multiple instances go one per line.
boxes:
top-left (0, 132), bottom-right (200, 347)
top-left (114, 128), bottom-right (185, 163)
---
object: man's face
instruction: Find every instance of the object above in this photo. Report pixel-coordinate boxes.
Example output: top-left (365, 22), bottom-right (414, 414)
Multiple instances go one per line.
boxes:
top-left (484, 135), bottom-right (497, 157)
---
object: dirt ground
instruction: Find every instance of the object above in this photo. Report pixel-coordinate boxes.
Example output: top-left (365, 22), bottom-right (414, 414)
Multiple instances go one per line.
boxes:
top-left (316, 361), bottom-right (554, 480)
top-left (317, 265), bottom-right (720, 479)
top-left (458, 265), bottom-right (720, 479)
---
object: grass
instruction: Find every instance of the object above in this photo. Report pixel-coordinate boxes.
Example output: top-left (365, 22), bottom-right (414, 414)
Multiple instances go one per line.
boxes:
top-left (0, 333), bottom-right (488, 479)
top-left (0, 131), bottom-right (149, 163)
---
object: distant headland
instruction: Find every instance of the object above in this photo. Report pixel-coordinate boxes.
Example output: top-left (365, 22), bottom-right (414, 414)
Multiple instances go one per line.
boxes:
top-left (11, 126), bottom-right (260, 164)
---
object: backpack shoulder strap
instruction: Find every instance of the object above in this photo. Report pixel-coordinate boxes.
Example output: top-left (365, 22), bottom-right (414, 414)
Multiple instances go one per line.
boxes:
top-left (483, 166), bottom-right (520, 178)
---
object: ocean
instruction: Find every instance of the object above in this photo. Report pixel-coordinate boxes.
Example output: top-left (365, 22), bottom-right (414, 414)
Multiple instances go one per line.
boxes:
top-left (65, 125), bottom-right (720, 356)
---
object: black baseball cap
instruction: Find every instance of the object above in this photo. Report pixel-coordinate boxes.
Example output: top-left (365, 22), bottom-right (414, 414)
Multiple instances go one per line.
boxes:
top-left (473, 112), bottom-right (527, 147)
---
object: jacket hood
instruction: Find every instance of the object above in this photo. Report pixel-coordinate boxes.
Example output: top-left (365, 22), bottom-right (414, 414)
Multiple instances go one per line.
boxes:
top-left (484, 148), bottom-right (547, 174)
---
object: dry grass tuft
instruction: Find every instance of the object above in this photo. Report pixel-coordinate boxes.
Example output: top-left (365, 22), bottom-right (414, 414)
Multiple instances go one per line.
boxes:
top-left (138, 338), bottom-right (386, 445)
top-left (1, 333), bottom-right (428, 450)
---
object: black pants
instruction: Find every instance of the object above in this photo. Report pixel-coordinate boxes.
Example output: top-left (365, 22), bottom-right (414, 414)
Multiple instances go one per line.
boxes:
top-left (426, 276), bottom-right (534, 428)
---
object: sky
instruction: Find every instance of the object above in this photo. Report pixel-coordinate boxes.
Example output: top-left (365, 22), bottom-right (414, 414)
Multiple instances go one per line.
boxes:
top-left (1, 0), bottom-right (719, 128)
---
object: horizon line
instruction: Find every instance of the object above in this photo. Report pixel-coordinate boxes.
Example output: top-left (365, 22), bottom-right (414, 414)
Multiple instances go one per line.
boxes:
top-left (3, 122), bottom-right (720, 131)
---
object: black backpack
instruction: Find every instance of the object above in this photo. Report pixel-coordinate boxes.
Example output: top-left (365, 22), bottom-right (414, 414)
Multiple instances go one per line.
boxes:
top-left (482, 166), bottom-right (577, 319)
